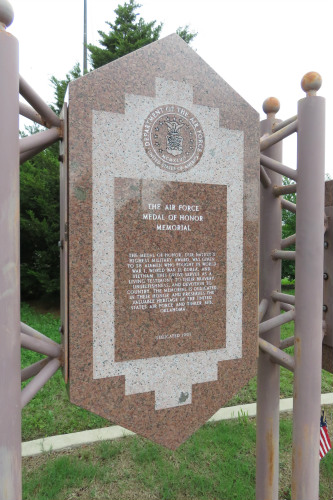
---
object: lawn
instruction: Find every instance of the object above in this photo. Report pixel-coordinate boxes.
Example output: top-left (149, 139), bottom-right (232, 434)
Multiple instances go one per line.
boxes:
top-left (21, 300), bottom-right (333, 441)
top-left (21, 303), bottom-right (110, 441)
top-left (22, 409), bottom-right (333, 500)
top-left (21, 300), bottom-right (333, 500)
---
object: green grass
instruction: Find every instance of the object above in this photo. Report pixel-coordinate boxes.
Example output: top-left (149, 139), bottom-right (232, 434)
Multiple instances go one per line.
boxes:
top-left (22, 409), bottom-right (333, 500)
top-left (21, 303), bottom-right (110, 441)
top-left (281, 278), bottom-right (295, 286)
top-left (21, 299), bottom-right (333, 440)
top-left (21, 300), bottom-right (333, 499)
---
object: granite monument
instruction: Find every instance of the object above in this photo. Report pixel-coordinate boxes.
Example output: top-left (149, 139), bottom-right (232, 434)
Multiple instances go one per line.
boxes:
top-left (65, 34), bottom-right (260, 448)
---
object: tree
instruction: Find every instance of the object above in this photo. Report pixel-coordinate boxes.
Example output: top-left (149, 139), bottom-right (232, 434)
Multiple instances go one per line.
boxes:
top-left (50, 63), bottom-right (82, 114)
top-left (20, 66), bottom-right (84, 301)
top-left (20, 1), bottom-right (197, 300)
top-left (176, 25), bottom-right (197, 45)
top-left (281, 177), bottom-right (296, 282)
top-left (20, 133), bottom-right (60, 299)
top-left (88, 0), bottom-right (197, 69)
top-left (281, 173), bottom-right (331, 282)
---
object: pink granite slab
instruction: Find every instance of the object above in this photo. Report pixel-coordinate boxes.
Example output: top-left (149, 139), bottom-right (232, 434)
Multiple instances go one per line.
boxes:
top-left (66, 34), bottom-right (259, 449)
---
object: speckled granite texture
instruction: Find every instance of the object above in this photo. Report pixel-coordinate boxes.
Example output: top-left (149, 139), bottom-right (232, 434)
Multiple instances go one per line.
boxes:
top-left (67, 34), bottom-right (259, 448)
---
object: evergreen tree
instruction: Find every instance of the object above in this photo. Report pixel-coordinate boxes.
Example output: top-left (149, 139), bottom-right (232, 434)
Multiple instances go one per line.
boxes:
top-left (20, 66), bottom-right (83, 301)
top-left (20, 2), bottom-right (197, 300)
top-left (50, 63), bottom-right (82, 114)
top-left (176, 25), bottom-right (197, 45)
top-left (88, 0), bottom-right (162, 69)
top-left (20, 133), bottom-right (60, 299)
top-left (88, 0), bottom-right (197, 69)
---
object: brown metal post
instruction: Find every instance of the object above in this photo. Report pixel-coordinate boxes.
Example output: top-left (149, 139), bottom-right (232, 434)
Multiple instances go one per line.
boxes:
top-left (291, 73), bottom-right (325, 500)
top-left (256, 98), bottom-right (282, 500)
top-left (0, 1), bottom-right (22, 499)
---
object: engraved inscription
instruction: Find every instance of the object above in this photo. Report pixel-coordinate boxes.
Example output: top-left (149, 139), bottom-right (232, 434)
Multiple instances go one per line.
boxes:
top-left (114, 177), bottom-right (227, 362)
top-left (91, 76), bottom-right (249, 417)
top-left (142, 105), bottom-right (205, 172)
top-left (127, 251), bottom-right (217, 313)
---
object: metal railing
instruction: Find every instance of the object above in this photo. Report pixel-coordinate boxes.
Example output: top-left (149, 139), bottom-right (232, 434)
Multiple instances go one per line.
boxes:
top-left (0, 3), bottom-right (63, 499)
top-left (257, 72), bottom-right (325, 500)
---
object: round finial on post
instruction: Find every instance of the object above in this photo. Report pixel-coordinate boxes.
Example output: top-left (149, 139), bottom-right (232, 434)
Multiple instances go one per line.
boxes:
top-left (301, 72), bottom-right (322, 96)
top-left (0, 0), bottom-right (14, 29)
top-left (262, 97), bottom-right (280, 118)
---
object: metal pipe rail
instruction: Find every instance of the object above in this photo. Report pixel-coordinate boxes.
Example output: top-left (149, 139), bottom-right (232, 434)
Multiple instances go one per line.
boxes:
top-left (260, 153), bottom-right (297, 181)
top-left (256, 97), bottom-right (282, 500)
top-left (20, 145), bottom-right (47, 164)
top-left (19, 75), bottom-right (61, 128)
top-left (280, 322), bottom-right (326, 351)
top-left (279, 336), bottom-right (295, 350)
top-left (281, 198), bottom-right (297, 213)
top-left (280, 302), bottom-right (294, 312)
top-left (272, 250), bottom-right (296, 260)
top-left (21, 358), bottom-right (61, 408)
top-left (291, 73), bottom-right (325, 500)
top-left (21, 321), bottom-right (60, 347)
top-left (281, 233), bottom-right (296, 249)
top-left (259, 337), bottom-right (295, 372)
top-left (19, 127), bottom-right (61, 164)
top-left (273, 183), bottom-right (297, 197)
top-left (259, 298), bottom-right (269, 323)
top-left (20, 332), bottom-right (62, 359)
top-left (19, 101), bottom-right (46, 127)
top-left (260, 119), bottom-right (298, 151)
top-left (21, 357), bottom-right (51, 382)
top-left (259, 309), bottom-right (295, 335)
top-left (260, 165), bottom-right (271, 188)
top-left (19, 127), bottom-right (61, 154)
top-left (271, 291), bottom-right (295, 305)
top-left (272, 114), bottom-right (298, 133)
top-left (0, 6), bottom-right (22, 497)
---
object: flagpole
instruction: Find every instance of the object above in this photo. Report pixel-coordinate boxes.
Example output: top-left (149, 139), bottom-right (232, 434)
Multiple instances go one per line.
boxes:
top-left (83, 0), bottom-right (87, 73)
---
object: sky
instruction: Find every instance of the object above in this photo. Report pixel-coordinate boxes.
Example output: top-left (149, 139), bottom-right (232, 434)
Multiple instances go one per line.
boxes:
top-left (7, 0), bottom-right (333, 175)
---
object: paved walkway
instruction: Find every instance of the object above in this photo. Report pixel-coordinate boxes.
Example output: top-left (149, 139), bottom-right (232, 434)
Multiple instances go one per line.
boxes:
top-left (22, 393), bottom-right (333, 457)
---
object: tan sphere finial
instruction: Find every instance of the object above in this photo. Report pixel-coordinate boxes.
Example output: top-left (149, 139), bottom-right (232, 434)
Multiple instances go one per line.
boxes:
top-left (0, 0), bottom-right (14, 29)
top-left (301, 72), bottom-right (322, 96)
top-left (262, 97), bottom-right (280, 117)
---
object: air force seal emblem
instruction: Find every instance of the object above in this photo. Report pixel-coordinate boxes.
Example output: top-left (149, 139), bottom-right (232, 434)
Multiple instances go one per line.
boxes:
top-left (142, 105), bottom-right (205, 172)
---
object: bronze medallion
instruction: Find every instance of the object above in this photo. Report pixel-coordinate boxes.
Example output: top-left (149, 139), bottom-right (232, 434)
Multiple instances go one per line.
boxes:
top-left (142, 105), bottom-right (205, 172)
